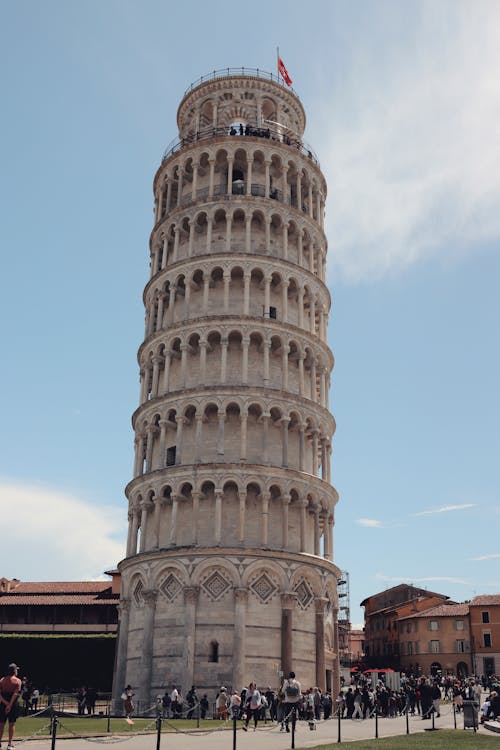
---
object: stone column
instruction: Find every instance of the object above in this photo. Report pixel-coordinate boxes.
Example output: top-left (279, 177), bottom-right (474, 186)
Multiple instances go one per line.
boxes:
top-left (265, 216), bottom-right (271, 254)
top-left (241, 336), bottom-right (249, 383)
top-left (281, 493), bottom-right (290, 549)
top-left (176, 169), bottom-right (183, 207)
top-left (220, 336), bottom-right (228, 383)
top-left (208, 159), bottom-right (215, 198)
top-left (180, 343), bottom-right (188, 387)
top-left (199, 339), bottom-right (207, 381)
top-left (299, 425), bottom-right (305, 471)
top-left (312, 430), bottom-right (319, 475)
top-left (206, 217), bottom-right (213, 253)
top-left (192, 163), bottom-right (199, 200)
top-left (296, 173), bottom-right (301, 211)
top-left (315, 597), bottom-right (327, 692)
top-left (263, 339), bottom-right (270, 386)
top-left (240, 411), bottom-right (247, 461)
top-left (313, 506), bottom-right (320, 556)
top-left (223, 271), bottom-right (230, 312)
top-left (173, 226), bottom-right (180, 262)
top-left (145, 426), bottom-right (155, 472)
top-left (238, 490), bottom-right (245, 543)
top-left (161, 351), bottom-right (171, 394)
top-left (183, 586), bottom-right (199, 693)
top-left (126, 510), bottom-right (134, 556)
top-left (282, 280), bottom-right (288, 322)
top-left (169, 494), bottom-right (179, 546)
top-left (299, 499), bottom-right (307, 552)
top-left (281, 417), bottom-right (290, 467)
top-left (261, 491), bottom-right (270, 546)
top-left (187, 220), bottom-right (194, 258)
top-left (328, 515), bottom-right (334, 561)
top-left (308, 183), bottom-right (314, 219)
top-left (298, 355), bottom-right (305, 396)
top-left (175, 417), bottom-right (184, 464)
top-left (151, 356), bottom-right (161, 396)
top-left (165, 178), bottom-right (172, 215)
top-left (233, 589), bottom-right (248, 691)
top-left (261, 413), bottom-right (270, 465)
top-left (298, 286), bottom-right (304, 327)
top-left (282, 222), bottom-right (288, 261)
top-left (214, 489), bottom-right (223, 545)
top-left (130, 507), bottom-right (140, 554)
top-left (139, 499), bottom-right (152, 553)
top-left (297, 232), bottom-right (303, 266)
top-left (156, 293), bottom-right (165, 331)
top-left (191, 491), bottom-right (201, 545)
top-left (246, 158), bottom-right (253, 196)
top-left (154, 419), bottom-right (168, 469)
top-left (153, 493), bottom-right (163, 549)
top-left (281, 593), bottom-right (296, 677)
top-left (225, 211), bottom-right (233, 253)
top-left (245, 216), bottom-right (252, 253)
top-left (264, 160), bottom-right (271, 197)
top-left (227, 157), bottom-right (234, 195)
top-left (203, 271), bottom-right (210, 315)
top-left (194, 414), bottom-right (203, 462)
top-left (140, 589), bottom-right (158, 705)
top-left (321, 437), bottom-right (327, 480)
top-left (217, 411), bottom-right (225, 455)
top-left (310, 357), bottom-right (317, 401)
top-left (243, 272), bottom-right (251, 314)
top-left (322, 512), bottom-right (330, 560)
top-left (112, 598), bottom-right (131, 702)
top-left (282, 345), bottom-right (289, 390)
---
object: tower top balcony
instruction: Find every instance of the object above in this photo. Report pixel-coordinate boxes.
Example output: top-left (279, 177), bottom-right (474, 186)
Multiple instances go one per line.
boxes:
top-left (176, 67), bottom-right (307, 141)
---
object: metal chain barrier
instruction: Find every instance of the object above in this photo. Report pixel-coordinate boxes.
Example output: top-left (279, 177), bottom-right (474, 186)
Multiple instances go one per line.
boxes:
top-left (7, 719), bottom-right (53, 745)
top-left (57, 715), bottom-right (159, 744)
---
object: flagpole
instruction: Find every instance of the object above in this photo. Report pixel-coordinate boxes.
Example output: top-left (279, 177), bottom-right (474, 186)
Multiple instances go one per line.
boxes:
top-left (277, 46), bottom-right (280, 81)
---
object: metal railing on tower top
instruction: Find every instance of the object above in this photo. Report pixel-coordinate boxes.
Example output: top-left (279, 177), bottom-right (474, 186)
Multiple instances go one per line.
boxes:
top-left (183, 67), bottom-right (299, 97)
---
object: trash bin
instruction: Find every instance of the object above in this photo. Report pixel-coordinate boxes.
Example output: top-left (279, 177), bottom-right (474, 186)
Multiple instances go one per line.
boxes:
top-left (463, 700), bottom-right (479, 729)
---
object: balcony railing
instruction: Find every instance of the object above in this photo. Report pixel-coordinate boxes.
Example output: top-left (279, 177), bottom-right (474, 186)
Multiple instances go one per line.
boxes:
top-left (161, 123), bottom-right (319, 166)
top-left (182, 67), bottom-right (299, 98)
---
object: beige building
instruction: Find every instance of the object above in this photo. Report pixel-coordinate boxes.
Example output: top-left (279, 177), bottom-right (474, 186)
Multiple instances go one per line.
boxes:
top-left (112, 67), bottom-right (340, 706)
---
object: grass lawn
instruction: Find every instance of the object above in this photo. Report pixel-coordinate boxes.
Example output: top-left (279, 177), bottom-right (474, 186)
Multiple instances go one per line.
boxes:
top-left (14, 715), bottom-right (232, 738)
top-left (304, 730), bottom-right (500, 750)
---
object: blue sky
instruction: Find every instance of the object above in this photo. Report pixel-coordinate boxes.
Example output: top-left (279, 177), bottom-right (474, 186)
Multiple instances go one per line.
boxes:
top-left (1, 1), bottom-right (499, 625)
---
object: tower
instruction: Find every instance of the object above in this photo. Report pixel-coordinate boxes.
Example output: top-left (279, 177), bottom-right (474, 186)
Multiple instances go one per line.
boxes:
top-left (113, 67), bottom-right (340, 705)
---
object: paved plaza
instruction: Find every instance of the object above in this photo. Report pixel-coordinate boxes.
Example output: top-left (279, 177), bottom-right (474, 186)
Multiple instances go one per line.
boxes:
top-left (17, 710), bottom-right (495, 750)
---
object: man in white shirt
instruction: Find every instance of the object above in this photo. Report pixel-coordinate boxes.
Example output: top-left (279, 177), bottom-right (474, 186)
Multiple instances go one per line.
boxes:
top-left (281, 671), bottom-right (301, 733)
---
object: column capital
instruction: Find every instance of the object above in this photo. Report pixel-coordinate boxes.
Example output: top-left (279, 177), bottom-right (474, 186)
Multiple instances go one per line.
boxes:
top-left (117, 598), bottom-right (131, 617)
top-left (314, 597), bottom-right (328, 615)
top-left (281, 493), bottom-right (291, 505)
top-left (234, 587), bottom-right (249, 604)
top-left (183, 585), bottom-right (200, 603)
top-left (143, 589), bottom-right (158, 607)
top-left (281, 592), bottom-right (297, 609)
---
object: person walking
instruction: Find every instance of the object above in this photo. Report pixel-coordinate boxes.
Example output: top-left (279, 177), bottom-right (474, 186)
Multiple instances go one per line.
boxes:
top-left (0, 663), bottom-right (22, 750)
top-left (281, 671), bottom-right (302, 733)
top-left (121, 685), bottom-right (135, 723)
top-left (242, 682), bottom-right (261, 731)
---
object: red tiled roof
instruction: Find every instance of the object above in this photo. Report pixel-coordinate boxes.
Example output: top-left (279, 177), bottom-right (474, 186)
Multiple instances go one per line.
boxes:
top-left (0, 595), bottom-right (117, 606)
top-left (470, 595), bottom-right (500, 606)
top-left (4, 582), bottom-right (113, 594)
top-left (399, 602), bottom-right (469, 619)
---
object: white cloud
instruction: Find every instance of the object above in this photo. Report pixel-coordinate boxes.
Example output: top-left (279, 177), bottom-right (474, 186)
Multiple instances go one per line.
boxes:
top-left (320, 2), bottom-right (500, 282)
top-left (356, 518), bottom-right (383, 528)
top-left (0, 478), bottom-right (126, 581)
top-left (413, 503), bottom-right (477, 516)
top-left (468, 553), bottom-right (500, 561)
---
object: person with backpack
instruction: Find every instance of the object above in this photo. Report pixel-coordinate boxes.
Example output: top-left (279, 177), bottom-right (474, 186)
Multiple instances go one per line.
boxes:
top-left (281, 671), bottom-right (301, 733)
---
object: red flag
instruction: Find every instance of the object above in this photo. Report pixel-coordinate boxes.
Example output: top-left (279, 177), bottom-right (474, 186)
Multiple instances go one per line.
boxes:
top-left (278, 56), bottom-right (293, 87)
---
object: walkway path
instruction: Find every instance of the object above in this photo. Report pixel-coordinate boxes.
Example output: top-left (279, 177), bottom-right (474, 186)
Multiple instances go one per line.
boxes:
top-left (17, 708), bottom-right (491, 750)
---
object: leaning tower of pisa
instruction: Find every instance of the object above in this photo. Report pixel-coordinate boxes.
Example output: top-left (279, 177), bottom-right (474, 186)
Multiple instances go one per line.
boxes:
top-left (113, 68), bottom-right (340, 706)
